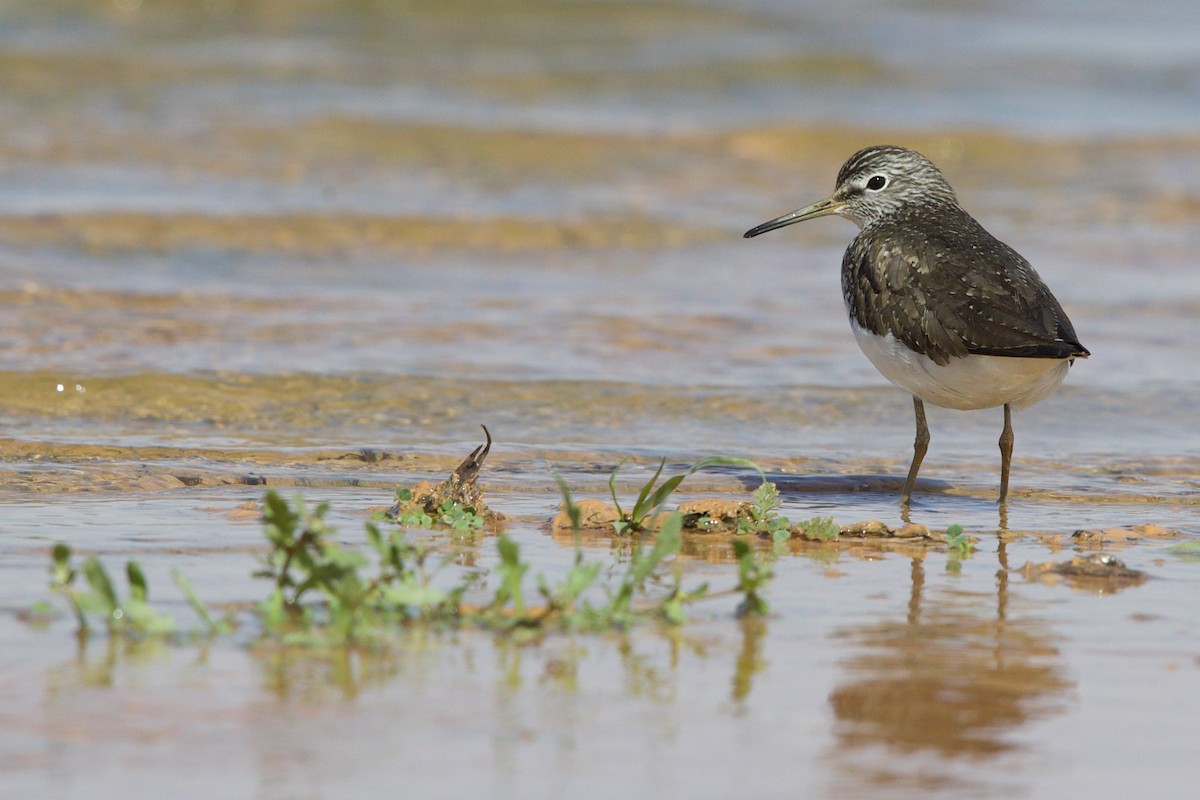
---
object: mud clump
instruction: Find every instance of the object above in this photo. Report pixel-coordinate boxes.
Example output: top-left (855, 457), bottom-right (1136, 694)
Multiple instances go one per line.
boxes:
top-left (386, 426), bottom-right (505, 523)
top-left (1072, 524), bottom-right (1181, 545)
top-left (1021, 553), bottom-right (1148, 592)
top-left (550, 498), bottom-right (622, 531)
top-left (677, 499), bottom-right (753, 531)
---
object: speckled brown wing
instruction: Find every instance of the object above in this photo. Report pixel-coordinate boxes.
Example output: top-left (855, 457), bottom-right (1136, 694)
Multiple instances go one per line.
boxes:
top-left (841, 206), bottom-right (1088, 366)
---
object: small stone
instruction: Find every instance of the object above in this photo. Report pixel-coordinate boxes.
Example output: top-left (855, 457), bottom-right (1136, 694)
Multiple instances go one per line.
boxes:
top-left (894, 523), bottom-right (931, 538)
top-left (840, 519), bottom-right (893, 537)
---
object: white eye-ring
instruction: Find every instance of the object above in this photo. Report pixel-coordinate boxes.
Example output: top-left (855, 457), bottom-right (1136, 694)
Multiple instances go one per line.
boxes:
top-left (866, 174), bottom-right (888, 191)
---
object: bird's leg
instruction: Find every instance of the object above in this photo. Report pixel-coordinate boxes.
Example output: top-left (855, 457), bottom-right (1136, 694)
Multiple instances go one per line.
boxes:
top-left (998, 403), bottom-right (1014, 505)
top-left (900, 396), bottom-right (929, 507)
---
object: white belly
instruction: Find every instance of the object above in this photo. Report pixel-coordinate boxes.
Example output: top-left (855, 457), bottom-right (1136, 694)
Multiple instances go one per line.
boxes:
top-left (851, 321), bottom-right (1071, 411)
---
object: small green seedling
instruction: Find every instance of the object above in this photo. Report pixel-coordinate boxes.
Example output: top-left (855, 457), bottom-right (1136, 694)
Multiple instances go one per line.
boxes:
top-left (737, 481), bottom-right (792, 542)
top-left (609, 456), bottom-right (764, 535)
top-left (943, 523), bottom-right (973, 575)
top-left (945, 524), bottom-right (972, 558)
top-left (438, 498), bottom-right (485, 531)
top-left (795, 516), bottom-right (840, 541)
top-left (50, 544), bottom-right (176, 637)
top-left (391, 487), bottom-right (485, 531)
top-left (391, 487), bottom-right (433, 528)
top-left (732, 539), bottom-right (772, 617)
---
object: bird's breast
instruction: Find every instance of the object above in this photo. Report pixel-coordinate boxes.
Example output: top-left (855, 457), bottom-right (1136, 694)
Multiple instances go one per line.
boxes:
top-left (850, 321), bottom-right (1071, 410)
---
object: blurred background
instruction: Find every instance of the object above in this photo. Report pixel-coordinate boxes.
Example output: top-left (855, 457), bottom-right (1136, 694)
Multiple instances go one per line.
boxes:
top-left (1, 0), bottom-right (1199, 479)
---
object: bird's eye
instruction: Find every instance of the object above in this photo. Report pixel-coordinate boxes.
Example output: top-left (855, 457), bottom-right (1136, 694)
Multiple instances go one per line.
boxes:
top-left (866, 175), bottom-right (888, 191)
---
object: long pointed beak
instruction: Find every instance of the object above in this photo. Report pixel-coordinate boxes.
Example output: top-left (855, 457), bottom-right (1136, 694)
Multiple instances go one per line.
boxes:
top-left (743, 196), bottom-right (844, 238)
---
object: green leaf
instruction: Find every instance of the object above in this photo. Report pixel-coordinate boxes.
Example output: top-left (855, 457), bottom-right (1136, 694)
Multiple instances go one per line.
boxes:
top-left (52, 543), bottom-right (71, 572)
top-left (498, 534), bottom-right (520, 567)
top-left (82, 557), bottom-right (119, 616)
top-left (732, 538), bottom-right (772, 617)
top-left (172, 569), bottom-right (228, 636)
top-left (560, 561), bottom-right (601, 603)
top-left (608, 457), bottom-right (632, 521)
top-left (127, 561), bottom-right (149, 603)
top-left (554, 475), bottom-right (583, 536)
top-left (630, 458), bottom-right (668, 519)
top-left (380, 577), bottom-right (447, 611)
top-left (365, 522), bottom-right (385, 557)
top-left (494, 534), bottom-right (529, 616)
top-left (1166, 541), bottom-right (1200, 562)
top-left (260, 588), bottom-right (288, 632)
top-left (123, 600), bottom-right (175, 636)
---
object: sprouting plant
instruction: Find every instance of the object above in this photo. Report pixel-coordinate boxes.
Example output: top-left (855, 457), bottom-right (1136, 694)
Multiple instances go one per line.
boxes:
top-left (732, 539), bottom-right (772, 617)
top-left (944, 523), bottom-right (971, 556)
top-left (657, 558), bottom-right (710, 625)
top-left (255, 491), bottom-right (470, 643)
top-left (390, 487), bottom-right (485, 531)
top-left (608, 456), bottom-right (764, 535)
top-left (737, 481), bottom-right (792, 542)
top-left (364, 521), bottom-right (465, 616)
top-left (37, 471), bottom-right (782, 649)
top-left (794, 516), bottom-right (840, 541)
top-left (49, 544), bottom-right (176, 637)
top-left (604, 513), bottom-right (686, 626)
top-left (490, 534), bottom-right (530, 621)
top-left (537, 477), bottom-right (603, 621)
top-left (392, 487), bottom-right (434, 528)
top-left (255, 491), bottom-right (350, 621)
top-left (438, 498), bottom-right (485, 531)
top-left (172, 569), bottom-right (234, 636)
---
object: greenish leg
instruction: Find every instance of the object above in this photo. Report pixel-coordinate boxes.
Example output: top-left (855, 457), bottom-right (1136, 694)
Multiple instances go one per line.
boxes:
top-left (900, 396), bottom-right (929, 506)
top-left (999, 403), bottom-right (1014, 504)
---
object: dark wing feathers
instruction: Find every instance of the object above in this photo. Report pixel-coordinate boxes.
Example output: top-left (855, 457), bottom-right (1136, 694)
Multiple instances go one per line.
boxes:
top-left (842, 207), bottom-right (1088, 366)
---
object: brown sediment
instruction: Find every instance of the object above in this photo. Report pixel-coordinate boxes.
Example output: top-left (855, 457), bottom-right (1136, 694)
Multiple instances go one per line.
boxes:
top-left (1020, 554), bottom-right (1148, 592)
top-left (677, 498), bottom-right (753, 531)
top-left (1071, 524), bottom-right (1182, 545)
top-left (0, 211), bottom-right (719, 255)
top-left (549, 498), bottom-right (622, 533)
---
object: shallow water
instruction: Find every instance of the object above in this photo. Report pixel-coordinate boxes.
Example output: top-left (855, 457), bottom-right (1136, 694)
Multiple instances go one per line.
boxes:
top-left (2, 1), bottom-right (1199, 798)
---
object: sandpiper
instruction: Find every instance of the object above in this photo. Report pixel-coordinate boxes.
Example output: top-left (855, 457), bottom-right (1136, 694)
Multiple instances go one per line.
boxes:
top-left (744, 145), bottom-right (1088, 505)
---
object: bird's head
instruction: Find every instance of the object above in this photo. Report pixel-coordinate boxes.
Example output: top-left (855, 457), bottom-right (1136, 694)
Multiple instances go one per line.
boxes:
top-left (744, 145), bottom-right (959, 237)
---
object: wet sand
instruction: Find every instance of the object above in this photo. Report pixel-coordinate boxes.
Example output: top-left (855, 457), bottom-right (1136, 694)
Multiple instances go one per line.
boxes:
top-left (2, 1), bottom-right (1199, 798)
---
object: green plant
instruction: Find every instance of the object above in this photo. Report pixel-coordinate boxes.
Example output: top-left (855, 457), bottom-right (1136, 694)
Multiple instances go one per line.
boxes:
top-left (732, 539), bottom-right (772, 617)
top-left (537, 477), bottom-right (603, 621)
top-left (608, 456), bottom-right (764, 535)
top-left (944, 523), bottom-right (972, 574)
top-left (794, 516), bottom-right (840, 541)
top-left (390, 487), bottom-right (485, 531)
top-left (1166, 540), bottom-right (1200, 562)
top-left (255, 490), bottom-right (471, 644)
top-left (945, 523), bottom-right (972, 558)
top-left (604, 512), bottom-right (687, 626)
top-left (50, 544), bottom-right (176, 637)
top-left (438, 498), bottom-right (485, 531)
top-left (737, 481), bottom-right (792, 542)
top-left (392, 487), bottom-right (434, 528)
top-left (39, 475), bottom-right (780, 649)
